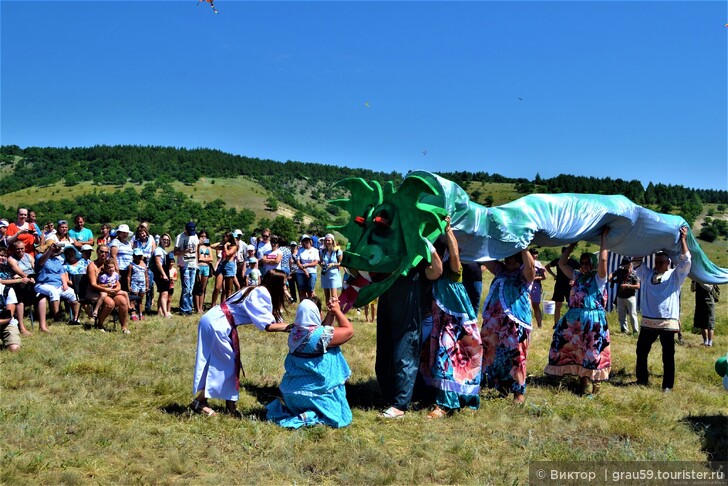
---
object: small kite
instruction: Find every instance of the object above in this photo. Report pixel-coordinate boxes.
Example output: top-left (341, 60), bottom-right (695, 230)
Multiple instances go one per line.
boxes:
top-left (422, 149), bottom-right (427, 156)
top-left (364, 102), bottom-right (371, 108)
top-left (197, 0), bottom-right (218, 14)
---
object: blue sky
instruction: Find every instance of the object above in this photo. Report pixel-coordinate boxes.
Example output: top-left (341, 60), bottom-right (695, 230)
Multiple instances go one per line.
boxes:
top-left (2, 1), bottom-right (726, 190)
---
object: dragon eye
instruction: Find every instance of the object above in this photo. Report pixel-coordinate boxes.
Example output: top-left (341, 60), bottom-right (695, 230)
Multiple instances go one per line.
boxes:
top-left (354, 216), bottom-right (366, 227)
top-left (373, 216), bottom-right (390, 227)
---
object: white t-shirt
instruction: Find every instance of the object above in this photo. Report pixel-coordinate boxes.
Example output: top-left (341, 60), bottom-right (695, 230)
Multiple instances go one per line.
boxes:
top-left (296, 247), bottom-right (320, 275)
top-left (175, 233), bottom-right (199, 268)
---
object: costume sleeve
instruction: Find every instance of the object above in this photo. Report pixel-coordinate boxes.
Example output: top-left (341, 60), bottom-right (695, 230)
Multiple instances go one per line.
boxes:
top-left (321, 325), bottom-right (335, 350)
top-left (238, 287), bottom-right (275, 331)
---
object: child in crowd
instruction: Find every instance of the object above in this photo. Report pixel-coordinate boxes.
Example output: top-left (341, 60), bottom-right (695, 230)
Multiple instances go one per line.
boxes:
top-left (128, 248), bottom-right (148, 320)
top-left (167, 255), bottom-right (177, 315)
top-left (247, 257), bottom-right (261, 286)
top-left (93, 259), bottom-right (131, 321)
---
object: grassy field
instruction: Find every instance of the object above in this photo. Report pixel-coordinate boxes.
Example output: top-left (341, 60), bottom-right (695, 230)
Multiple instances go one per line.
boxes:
top-left (1, 273), bottom-right (726, 485)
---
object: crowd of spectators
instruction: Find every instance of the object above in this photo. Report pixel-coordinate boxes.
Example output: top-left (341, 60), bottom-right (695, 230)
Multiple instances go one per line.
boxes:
top-left (0, 208), bottom-right (342, 352)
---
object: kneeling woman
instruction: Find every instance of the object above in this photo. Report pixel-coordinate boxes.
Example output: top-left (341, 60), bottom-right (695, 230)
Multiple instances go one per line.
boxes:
top-left (191, 269), bottom-right (289, 416)
top-left (267, 297), bottom-right (354, 428)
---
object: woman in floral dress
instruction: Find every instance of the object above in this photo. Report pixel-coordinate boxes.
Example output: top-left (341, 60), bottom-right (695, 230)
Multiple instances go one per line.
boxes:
top-left (480, 249), bottom-right (535, 403)
top-left (421, 217), bottom-right (483, 418)
top-left (544, 228), bottom-right (611, 394)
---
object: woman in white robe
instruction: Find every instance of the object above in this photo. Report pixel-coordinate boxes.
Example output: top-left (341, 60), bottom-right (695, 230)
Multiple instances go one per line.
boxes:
top-left (191, 270), bottom-right (289, 416)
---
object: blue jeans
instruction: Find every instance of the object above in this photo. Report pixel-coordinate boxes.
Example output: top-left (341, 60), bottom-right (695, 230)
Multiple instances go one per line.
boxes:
top-left (180, 266), bottom-right (197, 313)
top-left (145, 267), bottom-right (154, 312)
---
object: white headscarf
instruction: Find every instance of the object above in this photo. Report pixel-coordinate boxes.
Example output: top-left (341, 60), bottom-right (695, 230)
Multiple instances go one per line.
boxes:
top-left (287, 299), bottom-right (333, 354)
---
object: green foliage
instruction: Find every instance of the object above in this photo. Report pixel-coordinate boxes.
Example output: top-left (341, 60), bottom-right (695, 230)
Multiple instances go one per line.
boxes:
top-left (699, 218), bottom-right (728, 242)
top-left (265, 196), bottom-right (279, 211)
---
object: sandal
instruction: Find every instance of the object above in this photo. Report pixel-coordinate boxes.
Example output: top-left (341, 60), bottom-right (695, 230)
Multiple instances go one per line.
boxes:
top-left (190, 400), bottom-right (218, 417)
top-left (426, 406), bottom-right (448, 419)
top-left (380, 406), bottom-right (405, 419)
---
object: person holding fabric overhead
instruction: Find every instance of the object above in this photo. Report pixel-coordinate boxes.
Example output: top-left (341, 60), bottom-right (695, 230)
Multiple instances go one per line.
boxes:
top-left (266, 296), bottom-right (354, 428)
top-left (421, 216), bottom-right (483, 418)
top-left (544, 228), bottom-right (612, 395)
top-left (190, 269), bottom-right (290, 417)
top-left (480, 247), bottom-right (536, 403)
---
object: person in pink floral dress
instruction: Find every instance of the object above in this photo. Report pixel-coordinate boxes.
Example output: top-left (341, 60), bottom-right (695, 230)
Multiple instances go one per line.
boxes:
top-left (480, 248), bottom-right (536, 404)
top-left (544, 228), bottom-right (611, 395)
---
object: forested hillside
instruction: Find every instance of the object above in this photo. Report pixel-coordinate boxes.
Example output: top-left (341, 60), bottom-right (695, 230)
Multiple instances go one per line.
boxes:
top-left (0, 145), bottom-right (725, 243)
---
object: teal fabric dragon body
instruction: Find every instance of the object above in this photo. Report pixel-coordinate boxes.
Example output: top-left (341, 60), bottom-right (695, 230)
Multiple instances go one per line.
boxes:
top-left (330, 170), bottom-right (728, 309)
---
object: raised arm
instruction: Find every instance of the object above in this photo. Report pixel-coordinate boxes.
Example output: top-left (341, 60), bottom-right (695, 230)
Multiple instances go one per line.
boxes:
top-left (521, 249), bottom-right (536, 283)
top-left (443, 216), bottom-right (460, 274)
top-left (597, 227), bottom-right (609, 279)
top-left (558, 242), bottom-right (578, 281)
top-left (424, 239), bottom-right (443, 281)
top-left (327, 298), bottom-right (354, 347)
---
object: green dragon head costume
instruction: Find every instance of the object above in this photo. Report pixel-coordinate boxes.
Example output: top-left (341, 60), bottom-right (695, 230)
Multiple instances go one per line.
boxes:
top-left (328, 174), bottom-right (448, 310)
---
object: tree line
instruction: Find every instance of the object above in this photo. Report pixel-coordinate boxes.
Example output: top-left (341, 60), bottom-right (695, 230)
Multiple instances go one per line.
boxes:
top-left (1, 145), bottom-right (725, 241)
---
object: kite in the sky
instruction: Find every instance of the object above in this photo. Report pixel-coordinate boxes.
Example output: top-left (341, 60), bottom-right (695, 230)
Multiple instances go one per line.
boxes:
top-left (329, 171), bottom-right (728, 310)
top-left (364, 102), bottom-right (371, 108)
top-left (197, 0), bottom-right (219, 14)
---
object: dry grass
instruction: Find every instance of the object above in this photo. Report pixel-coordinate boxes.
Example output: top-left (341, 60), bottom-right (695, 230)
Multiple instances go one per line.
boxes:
top-left (1, 274), bottom-right (726, 485)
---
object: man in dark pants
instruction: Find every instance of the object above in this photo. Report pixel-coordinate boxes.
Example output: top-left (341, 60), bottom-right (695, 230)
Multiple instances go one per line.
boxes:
top-left (633, 226), bottom-right (690, 392)
top-left (377, 245), bottom-right (442, 419)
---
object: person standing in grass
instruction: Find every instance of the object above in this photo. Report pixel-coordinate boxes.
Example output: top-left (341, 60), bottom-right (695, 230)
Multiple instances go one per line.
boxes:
top-left (377, 237), bottom-right (442, 419)
top-left (691, 279), bottom-right (716, 347)
top-left (295, 235), bottom-right (319, 301)
top-left (319, 234), bottom-right (343, 303)
top-left (191, 270), bottom-right (290, 417)
top-left (544, 229), bottom-right (611, 395)
top-left (266, 296), bottom-right (354, 428)
top-left (632, 226), bottom-right (691, 392)
top-left (480, 248), bottom-right (535, 404)
top-left (421, 217), bottom-right (483, 418)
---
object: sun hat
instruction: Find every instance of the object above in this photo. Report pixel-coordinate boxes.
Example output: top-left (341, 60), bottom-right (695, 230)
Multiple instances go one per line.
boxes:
top-left (117, 224), bottom-right (130, 233)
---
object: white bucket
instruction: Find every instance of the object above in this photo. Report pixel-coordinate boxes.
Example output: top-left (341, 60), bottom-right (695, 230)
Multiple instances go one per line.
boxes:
top-left (543, 301), bottom-right (556, 315)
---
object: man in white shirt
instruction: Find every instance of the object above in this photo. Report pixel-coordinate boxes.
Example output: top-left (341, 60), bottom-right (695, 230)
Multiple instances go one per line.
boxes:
top-left (174, 222), bottom-right (199, 315)
top-left (633, 226), bottom-right (690, 392)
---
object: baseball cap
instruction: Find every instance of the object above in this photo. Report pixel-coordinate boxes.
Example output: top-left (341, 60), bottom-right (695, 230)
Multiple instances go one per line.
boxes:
top-left (117, 224), bottom-right (130, 233)
top-left (185, 222), bottom-right (196, 235)
top-left (246, 244), bottom-right (255, 251)
top-left (81, 244), bottom-right (93, 251)
top-left (619, 257), bottom-right (632, 266)
top-left (301, 234), bottom-right (311, 241)
top-left (233, 229), bottom-right (243, 237)
top-left (290, 241), bottom-right (297, 246)
top-left (0, 220), bottom-right (8, 228)
top-left (248, 257), bottom-right (258, 264)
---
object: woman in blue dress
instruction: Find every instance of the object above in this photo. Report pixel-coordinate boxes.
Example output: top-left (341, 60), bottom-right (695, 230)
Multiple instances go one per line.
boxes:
top-left (544, 228), bottom-right (611, 395)
top-left (421, 216), bottom-right (483, 418)
top-left (319, 234), bottom-right (343, 303)
top-left (480, 248), bottom-right (535, 404)
top-left (267, 296), bottom-right (354, 428)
